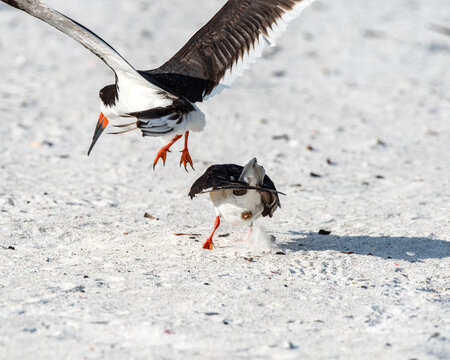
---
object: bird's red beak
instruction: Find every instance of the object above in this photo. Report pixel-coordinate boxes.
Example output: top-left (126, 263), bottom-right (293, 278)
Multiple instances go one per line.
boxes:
top-left (87, 112), bottom-right (109, 156)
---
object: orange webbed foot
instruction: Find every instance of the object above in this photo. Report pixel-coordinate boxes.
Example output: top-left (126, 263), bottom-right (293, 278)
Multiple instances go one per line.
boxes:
top-left (153, 148), bottom-right (171, 169)
top-left (179, 131), bottom-right (194, 171)
top-left (202, 239), bottom-right (214, 250)
top-left (180, 148), bottom-right (194, 171)
top-left (152, 134), bottom-right (182, 170)
top-left (202, 216), bottom-right (220, 251)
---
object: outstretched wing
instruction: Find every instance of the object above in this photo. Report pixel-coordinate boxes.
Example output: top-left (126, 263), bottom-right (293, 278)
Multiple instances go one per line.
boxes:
top-left (1, 0), bottom-right (142, 80)
top-left (142, 0), bottom-right (316, 103)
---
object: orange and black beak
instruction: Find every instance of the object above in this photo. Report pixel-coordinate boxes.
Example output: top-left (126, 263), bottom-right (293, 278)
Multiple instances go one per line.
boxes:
top-left (87, 113), bottom-right (109, 156)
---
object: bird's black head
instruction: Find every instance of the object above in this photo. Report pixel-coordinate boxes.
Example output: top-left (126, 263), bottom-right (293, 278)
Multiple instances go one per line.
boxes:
top-left (99, 84), bottom-right (118, 107)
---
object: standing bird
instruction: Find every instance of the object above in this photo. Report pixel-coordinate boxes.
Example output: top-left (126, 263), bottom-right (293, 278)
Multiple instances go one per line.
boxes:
top-left (1, 0), bottom-right (316, 169)
top-left (189, 158), bottom-right (283, 250)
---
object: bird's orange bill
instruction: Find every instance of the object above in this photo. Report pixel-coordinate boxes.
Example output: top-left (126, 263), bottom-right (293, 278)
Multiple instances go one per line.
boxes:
top-left (87, 113), bottom-right (109, 156)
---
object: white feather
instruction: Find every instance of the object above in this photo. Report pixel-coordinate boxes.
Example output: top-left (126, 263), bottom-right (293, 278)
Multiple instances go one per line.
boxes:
top-left (210, 190), bottom-right (264, 226)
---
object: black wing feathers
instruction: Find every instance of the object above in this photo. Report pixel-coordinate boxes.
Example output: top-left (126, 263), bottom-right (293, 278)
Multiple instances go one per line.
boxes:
top-left (142, 0), bottom-right (311, 102)
top-left (189, 164), bottom-right (245, 199)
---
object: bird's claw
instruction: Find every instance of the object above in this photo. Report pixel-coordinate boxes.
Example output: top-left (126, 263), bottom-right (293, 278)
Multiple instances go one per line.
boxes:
top-left (180, 148), bottom-right (194, 171)
top-left (153, 148), bottom-right (171, 169)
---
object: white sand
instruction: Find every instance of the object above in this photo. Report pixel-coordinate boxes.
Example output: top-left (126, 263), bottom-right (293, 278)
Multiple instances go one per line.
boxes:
top-left (0, 0), bottom-right (449, 358)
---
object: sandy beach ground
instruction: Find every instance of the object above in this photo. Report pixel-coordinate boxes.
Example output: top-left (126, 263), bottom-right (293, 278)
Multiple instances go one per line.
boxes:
top-left (0, 0), bottom-right (449, 358)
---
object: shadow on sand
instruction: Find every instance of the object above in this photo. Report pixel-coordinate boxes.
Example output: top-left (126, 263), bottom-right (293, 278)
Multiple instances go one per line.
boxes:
top-left (280, 231), bottom-right (450, 262)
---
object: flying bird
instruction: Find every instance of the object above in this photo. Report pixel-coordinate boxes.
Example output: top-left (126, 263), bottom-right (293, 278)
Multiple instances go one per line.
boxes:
top-left (1, 0), bottom-right (316, 169)
top-left (189, 158), bottom-right (283, 250)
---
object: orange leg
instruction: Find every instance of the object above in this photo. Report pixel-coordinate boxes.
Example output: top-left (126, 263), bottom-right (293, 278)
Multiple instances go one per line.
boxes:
top-left (153, 134), bottom-right (182, 169)
top-left (202, 216), bottom-right (220, 250)
top-left (179, 131), bottom-right (194, 171)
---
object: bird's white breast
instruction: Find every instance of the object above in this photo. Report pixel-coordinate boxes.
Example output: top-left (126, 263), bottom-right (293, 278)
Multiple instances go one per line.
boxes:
top-left (210, 190), bottom-right (263, 226)
top-left (101, 75), bottom-right (172, 119)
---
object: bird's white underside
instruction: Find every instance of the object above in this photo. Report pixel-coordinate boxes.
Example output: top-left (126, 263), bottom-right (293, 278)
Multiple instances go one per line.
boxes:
top-left (102, 78), bottom-right (206, 140)
top-left (210, 190), bottom-right (264, 226)
top-left (101, 76), bottom-right (170, 119)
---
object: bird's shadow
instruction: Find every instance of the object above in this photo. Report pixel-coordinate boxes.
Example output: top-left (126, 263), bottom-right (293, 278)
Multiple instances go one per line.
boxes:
top-left (280, 231), bottom-right (450, 262)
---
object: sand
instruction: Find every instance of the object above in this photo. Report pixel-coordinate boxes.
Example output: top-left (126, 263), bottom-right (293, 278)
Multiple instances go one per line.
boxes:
top-left (0, 0), bottom-right (449, 358)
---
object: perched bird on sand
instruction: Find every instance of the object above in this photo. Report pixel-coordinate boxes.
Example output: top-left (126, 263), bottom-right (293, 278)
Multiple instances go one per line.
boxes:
top-left (1, 0), bottom-right (316, 169)
top-left (189, 158), bottom-right (283, 250)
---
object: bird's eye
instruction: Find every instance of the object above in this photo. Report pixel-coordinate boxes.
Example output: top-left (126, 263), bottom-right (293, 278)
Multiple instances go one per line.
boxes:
top-left (233, 189), bottom-right (247, 196)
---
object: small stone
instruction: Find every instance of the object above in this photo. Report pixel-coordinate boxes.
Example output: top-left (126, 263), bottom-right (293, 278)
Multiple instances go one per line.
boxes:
top-left (429, 332), bottom-right (440, 339)
top-left (272, 134), bottom-right (290, 141)
top-left (285, 341), bottom-right (297, 350)
top-left (318, 229), bottom-right (331, 235)
top-left (68, 285), bottom-right (85, 293)
top-left (23, 328), bottom-right (37, 333)
top-left (144, 212), bottom-right (158, 220)
top-left (273, 70), bottom-right (286, 78)
top-left (42, 140), bottom-right (54, 147)
top-left (326, 158), bottom-right (337, 165)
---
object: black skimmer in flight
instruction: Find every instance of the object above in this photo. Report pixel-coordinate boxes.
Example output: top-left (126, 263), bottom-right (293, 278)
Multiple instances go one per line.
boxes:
top-left (2, 0), bottom-right (316, 170)
top-left (189, 158), bottom-right (283, 250)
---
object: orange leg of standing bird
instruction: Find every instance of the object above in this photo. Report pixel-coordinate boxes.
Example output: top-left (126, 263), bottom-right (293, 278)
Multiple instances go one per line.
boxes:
top-left (202, 216), bottom-right (220, 250)
top-left (153, 134), bottom-right (182, 169)
top-left (179, 131), bottom-right (194, 170)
